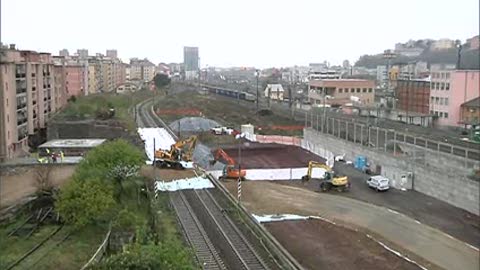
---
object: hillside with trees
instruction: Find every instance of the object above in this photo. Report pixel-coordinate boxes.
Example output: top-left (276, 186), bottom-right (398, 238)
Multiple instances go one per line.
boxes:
top-left (355, 48), bottom-right (479, 69)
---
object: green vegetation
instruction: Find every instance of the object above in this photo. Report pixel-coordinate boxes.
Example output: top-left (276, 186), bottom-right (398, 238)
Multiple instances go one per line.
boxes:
top-left (153, 73), bottom-right (171, 90)
top-left (56, 90), bottom-right (153, 131)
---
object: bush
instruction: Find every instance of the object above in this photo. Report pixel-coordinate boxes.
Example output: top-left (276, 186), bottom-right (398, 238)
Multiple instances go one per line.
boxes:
top-left (112, 209), bottom-right (139, 231)
top-left (55, 178), bottom-right (115, 228)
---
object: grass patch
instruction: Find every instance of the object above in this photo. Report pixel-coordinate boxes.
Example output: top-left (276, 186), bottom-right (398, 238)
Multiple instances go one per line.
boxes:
top-left (55, 90), bottom-right (154, 131)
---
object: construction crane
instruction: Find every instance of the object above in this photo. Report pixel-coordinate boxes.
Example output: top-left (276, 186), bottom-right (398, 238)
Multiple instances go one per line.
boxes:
top-left (302, 161), bottom-right (350, 192)
top-left (154, 136), bottom-right (197, 169)
top-left (211, 148), bottom-right (246, 180)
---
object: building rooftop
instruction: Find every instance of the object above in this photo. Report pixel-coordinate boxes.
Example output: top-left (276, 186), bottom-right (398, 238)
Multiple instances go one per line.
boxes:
top-left (39, 139), bottom-right (106, 148)
top-left (461, 97), bottom-right (480, 108)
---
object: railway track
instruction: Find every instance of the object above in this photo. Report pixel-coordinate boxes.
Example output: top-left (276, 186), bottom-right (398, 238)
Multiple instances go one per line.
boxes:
top-left (170, 192), bottom-right (226, 270)
top-left (192, 189), bottom-right (269, 270)
top-left (137, 98), bottom-right (280, 270)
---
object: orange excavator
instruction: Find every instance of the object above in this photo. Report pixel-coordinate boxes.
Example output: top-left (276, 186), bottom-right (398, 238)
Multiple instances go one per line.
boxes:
top-left (211, 148), bottom-right (246, 180)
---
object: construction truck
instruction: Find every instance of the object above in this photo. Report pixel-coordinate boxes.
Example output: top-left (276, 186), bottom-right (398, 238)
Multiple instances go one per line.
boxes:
top-left (302, 161), bottom-right (350, 192)
top-left (154, 136), bottom-right (197, 169)
top-left (211, 148), bottom-right (246, 180)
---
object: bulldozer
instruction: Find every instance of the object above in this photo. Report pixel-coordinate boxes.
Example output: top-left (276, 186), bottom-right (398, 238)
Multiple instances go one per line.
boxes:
top-left (154, 136), bottom-right (197, 169)
top-left (302, 161), bottom-right (350, 192)
top-left (210, 148), bottom-right (246, 180)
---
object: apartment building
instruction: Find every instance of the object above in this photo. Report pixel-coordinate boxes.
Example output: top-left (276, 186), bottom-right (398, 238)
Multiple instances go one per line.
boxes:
top-left (0, 47), bottom-right (56, 161)
top-left (308, 79), bottom-right (375, 107)
top-left (130, 58), bottom-right (155, 82)
top-left (460, 97), bottom-right (480, 127)
top-left (430, 70), bottom-right (480, 127)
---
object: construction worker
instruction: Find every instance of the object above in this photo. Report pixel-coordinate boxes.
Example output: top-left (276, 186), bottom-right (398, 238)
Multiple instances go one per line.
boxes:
top-left (60, 151), bottom-right (65, 162)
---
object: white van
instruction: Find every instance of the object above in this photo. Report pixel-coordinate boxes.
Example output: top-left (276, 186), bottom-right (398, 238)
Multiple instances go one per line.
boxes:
top-left (366, 175), bottom-right (390, 191)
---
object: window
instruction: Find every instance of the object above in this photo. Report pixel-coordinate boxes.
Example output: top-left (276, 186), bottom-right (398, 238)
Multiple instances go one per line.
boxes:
top-left (5, 82), bottom-right (8, 91)
top-left (446, 83), bottom-right (450, 90)
top-left (430, 110), bottom-right (433, 114)
top-left (6, 98), bottom-right (8, 106)
top-left (435, 97), bottom-right (439, 104)
top-left (435, 111), bottom-right (439, 116)
top-left (431, 96), bottom-right (434, 103)
top-left (440, 98), bottom-right (444, 105)
top-left (368, 88), bottom-right (373, 93)
top-left (446, 72), bottom-right (450, 79)
top-left (441, 82), bottom-right (445, 90)
top-left (356, 88), bottom-right (360, 93)
top-left (444, 112), bottom-right (448, 118)
top-left (445, 98), bottom-right (448, 106)
top-left (350, 88), bottom-right (354, 93)
top-left (441, 73), bottom-right (445, 79)
top-left (362, 88), bottom-right (367, 93)
top-left (439, 112), bottom-right (444, 117)
top-left (338, 88), bottom-right (343, 93)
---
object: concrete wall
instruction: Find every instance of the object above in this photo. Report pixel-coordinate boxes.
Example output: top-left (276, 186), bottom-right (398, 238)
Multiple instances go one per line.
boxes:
top-left (304, 128), bottom-right (479, 215)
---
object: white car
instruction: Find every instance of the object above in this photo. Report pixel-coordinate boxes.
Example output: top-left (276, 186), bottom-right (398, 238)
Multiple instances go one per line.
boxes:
top-left (366, 175), bottom-right (390, 191)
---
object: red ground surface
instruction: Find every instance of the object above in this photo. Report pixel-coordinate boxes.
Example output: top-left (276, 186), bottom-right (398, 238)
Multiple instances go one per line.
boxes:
top-left (221, 143), bottom-right (325, 169)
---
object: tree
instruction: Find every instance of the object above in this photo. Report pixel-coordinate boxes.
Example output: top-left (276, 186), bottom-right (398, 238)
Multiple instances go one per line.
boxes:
top-left (91, 241), bottom-right (195, 270)
top-left (153, 73), bottom-right (171, 89)
top-left (34, 165), bottom-right (53, 194)
top-left (74, 139), bottom-right (144, 185)
top-left (55, 178), bottom-right (115, 228)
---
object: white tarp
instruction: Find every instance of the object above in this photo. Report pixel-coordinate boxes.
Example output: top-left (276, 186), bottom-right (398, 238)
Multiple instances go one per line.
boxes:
top-left (253, 214), bottom-right (310, 223)
top-left (208, 167), bottom-right (326, 181)
top-left (155, 176), bottom-right (214, 192)
top-left (137, 128), bottom-right (176, 162)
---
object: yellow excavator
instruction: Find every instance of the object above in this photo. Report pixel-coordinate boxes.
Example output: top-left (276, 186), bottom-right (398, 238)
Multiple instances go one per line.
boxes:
top-left (302, 161), bottom-right (350, 192)
top-left (154, 136), bottom-right (197, 169)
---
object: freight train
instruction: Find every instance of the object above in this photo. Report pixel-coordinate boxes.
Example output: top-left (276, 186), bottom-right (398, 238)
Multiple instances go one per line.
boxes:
top-left (201, 84), bottom-right (256, 102)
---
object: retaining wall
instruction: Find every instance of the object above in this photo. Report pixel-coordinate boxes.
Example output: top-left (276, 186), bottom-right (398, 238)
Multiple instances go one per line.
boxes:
top-left (304, 128), bottom-right (480, 215)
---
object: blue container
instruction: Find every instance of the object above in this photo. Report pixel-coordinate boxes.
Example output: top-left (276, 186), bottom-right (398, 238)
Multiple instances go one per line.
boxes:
top-left (354, 156), bottom-right (367, 170)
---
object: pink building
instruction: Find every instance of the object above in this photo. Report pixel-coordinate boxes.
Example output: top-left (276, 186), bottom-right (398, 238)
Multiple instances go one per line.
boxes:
top-left (65, 65), bottom-right (86, 97)
top-left (430, 70), bottom-right (480, 127)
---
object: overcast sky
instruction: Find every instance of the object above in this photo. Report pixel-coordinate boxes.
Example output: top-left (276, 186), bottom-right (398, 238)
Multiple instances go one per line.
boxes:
top-left (2, 0), bottom-right (479, 68)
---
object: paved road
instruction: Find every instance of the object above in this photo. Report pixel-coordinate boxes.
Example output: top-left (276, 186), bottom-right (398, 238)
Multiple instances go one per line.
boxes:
top-left (280, 162), bottom-right (480, 248)
top-left (225, 181), bottom-right (480, 270)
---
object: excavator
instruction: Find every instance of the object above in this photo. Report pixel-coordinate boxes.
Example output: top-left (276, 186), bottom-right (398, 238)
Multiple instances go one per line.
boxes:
top-left (154, 136), bottom-right (197, 169)
top-left (302, 161), bottom-right (350, 192)
top-left (211, 148), bottom-right (246, 180)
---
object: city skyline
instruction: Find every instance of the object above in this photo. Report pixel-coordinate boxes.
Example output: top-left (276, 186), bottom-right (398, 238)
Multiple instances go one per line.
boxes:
top-left (2, 0), bottom-right (479, 68)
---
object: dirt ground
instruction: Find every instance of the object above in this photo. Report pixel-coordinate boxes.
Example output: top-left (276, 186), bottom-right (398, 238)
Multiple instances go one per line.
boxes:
top-left (221, 143), bottom-right (325, 169)
top-left (140, 166), bottom-right (197, 181)
top-left (0, 165), bottom-right (76, 209)
top-left (277, 161), bottom-right (480, 248)
top-left (222, 181), bottom-right (480, 270)
top-left (266, 219), bottom-right (420, 270)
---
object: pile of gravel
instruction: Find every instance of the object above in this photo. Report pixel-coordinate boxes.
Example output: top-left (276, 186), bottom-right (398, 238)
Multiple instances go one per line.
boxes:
top-left (169, 117), bottom-right (220, 133)
top-left (192, 143), bottom-right (225, 170)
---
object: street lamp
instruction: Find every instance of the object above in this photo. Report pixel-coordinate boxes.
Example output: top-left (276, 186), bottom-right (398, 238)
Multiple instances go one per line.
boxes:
top-left (455, 40), bottom-right (463, 70)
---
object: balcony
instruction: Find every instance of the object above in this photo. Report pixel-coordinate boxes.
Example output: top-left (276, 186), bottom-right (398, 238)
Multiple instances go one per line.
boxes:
top-left (17, 117), bottom-right (27, 126)
top-left (16, 87), bottom-right (27, 95)
top-left (16, 102), bottom-right (27, 110)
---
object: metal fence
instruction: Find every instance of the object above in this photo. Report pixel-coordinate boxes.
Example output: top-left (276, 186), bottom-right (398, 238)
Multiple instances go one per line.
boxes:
top-left (302, 110), bottom-right (480, 168)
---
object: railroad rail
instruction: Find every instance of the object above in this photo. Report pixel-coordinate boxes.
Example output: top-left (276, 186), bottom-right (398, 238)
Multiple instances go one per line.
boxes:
top-left (170, 191), bottom-right (226, 269)
top-left (137, 96), bottom-right (302, 270)
top-left (193, 189), bottom-right (269, 269)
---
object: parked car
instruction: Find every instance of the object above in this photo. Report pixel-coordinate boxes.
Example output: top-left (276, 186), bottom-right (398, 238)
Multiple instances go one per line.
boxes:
top-left (366, 175), bottom-right (390, 191)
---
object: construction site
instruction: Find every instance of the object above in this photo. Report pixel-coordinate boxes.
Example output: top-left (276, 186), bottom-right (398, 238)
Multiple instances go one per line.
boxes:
top-left (1, 83), bottom-right (478, 270)
top-left (135, 84), bottom-right (479, 270)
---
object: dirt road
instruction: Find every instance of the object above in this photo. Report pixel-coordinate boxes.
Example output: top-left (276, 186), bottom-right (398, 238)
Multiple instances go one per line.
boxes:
top-left (223, 181), bottom-right (479, 270)
top-left (0, 165), bottom-right (76, 209)
top-left (266, 220), bottom-right (420, 270)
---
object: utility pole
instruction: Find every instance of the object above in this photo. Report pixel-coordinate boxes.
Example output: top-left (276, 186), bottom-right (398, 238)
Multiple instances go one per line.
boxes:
top-left (322, 86), bottom-right (327, 132)
top-left (255, 70), bottom-right (259, 112)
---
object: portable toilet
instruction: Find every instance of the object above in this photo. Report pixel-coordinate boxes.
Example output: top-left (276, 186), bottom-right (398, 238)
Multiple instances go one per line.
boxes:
top-left (354, 156), bottom-right (367, 171)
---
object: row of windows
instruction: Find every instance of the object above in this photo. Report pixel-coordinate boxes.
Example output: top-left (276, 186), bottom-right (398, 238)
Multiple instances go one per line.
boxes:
top-left (338, 88), bottom-right (373, 94)
top-left (431, 72), bottom-right (451, 79)
top-left (431, 82), bottom-right (450, 90)
top-left (431, 96), bottom-right (449, 106)
top-left (430, 110), bottom-right (449, 118)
